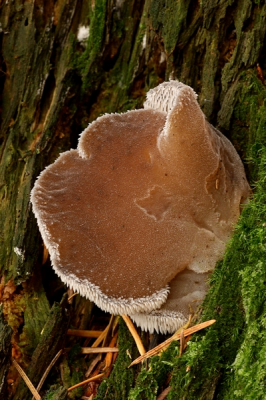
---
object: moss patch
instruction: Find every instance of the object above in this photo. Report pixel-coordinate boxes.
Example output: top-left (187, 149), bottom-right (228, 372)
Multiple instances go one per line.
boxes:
top-left (94, 319), bottom-right (138, 400)
top-left (128, 342), bottom-right (178, 400)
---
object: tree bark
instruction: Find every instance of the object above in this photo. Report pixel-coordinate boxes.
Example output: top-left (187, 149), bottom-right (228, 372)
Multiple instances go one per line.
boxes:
top-left (1, 0), bottom-right (266, 398)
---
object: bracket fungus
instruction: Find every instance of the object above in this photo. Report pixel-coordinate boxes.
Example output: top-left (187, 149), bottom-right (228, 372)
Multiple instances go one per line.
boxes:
top-left (31, 81), bottom-right (250, 334)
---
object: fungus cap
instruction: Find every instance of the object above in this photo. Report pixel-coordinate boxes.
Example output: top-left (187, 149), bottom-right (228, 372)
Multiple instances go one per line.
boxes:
top-left (31, 81), bottom-right (250, 332)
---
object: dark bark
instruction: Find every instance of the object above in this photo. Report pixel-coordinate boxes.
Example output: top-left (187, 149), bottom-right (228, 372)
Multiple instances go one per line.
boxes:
top-left (13, 296), bottom-right (70, 400)
top-left (1, 0), bottom-right (266, 399)
top-left (0, 308), bottom-right (12, 398)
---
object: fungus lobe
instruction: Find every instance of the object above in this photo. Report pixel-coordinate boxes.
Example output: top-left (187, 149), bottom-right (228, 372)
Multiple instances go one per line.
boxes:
top-left (31, 81), bottom-right (250, 333)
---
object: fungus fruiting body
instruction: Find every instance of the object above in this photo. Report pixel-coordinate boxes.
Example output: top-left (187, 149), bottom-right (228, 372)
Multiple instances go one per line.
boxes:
top-left (31, 81), bottom-right (250, 333)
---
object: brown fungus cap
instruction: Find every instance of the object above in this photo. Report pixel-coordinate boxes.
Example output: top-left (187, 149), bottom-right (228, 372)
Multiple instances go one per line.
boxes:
top-left (31, 81), bottom-right (250, 331)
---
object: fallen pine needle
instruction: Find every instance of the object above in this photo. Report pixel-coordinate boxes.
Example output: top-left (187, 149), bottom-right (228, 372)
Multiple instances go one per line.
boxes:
top-left (157, 316), bottom-right (192, 357)
top-left (92, 325), bottom-right (109, 348)
top-left (157, 386), bottom-right (171, 400)
top-left (81, 347), bottom-right (118, 354)
top-left (86, 314), bottom-right (114, 351)
top-left (122, 315), bottom-right (146, 356)
top-left (103, 331), bottom-right (119, 371)
top-left (42, 245), bottom-right (49, 265)
top-left (102, 315), bottom-right (114, 347)
top-left (32, 349), bottom-right (63, 400)
top-left (129, 319), bottom-right (216, 367)
top-left (67, 329), bottom-right (102, 338)
top-left (179, 329), bottom-right (185, 357)
top-left (85, 354), bottom-right (102, 378)
top-left (68, 292), bottom-right (78, 301)
top-left (112, 316), bottom-right (120, 336)
top-left (67, 373), bottom-right (105, 392)
top-left (12, 359), bottom-right (41, 400)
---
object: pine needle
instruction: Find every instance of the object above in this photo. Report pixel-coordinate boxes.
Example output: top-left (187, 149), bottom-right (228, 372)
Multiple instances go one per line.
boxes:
top-left (129, 319), bottom-right (216, 367)
top-left (179, 329), bottom-right (185, 357)
top-left (68, 292), bottom-right (78, 301)
top-left (122, 315), bottom-right (146, 356)
top-left (89, 314), bottom-right (114, 349)
top-left (102, 315), bottom-right (114, 347)
top-left (12, 359), bottom-right (41, 400)
top-left (85, 354), bottom-right (102, 378)
top-left (103, 331), bottom-right (119, 371)
top-left (157, 386), bottom-right (171, 400)
top-left (67, 373), bottom-right (105, 392)
top-left (67, 329), bottom-right (102, 338)
top-left (32, 349), bottom-right (63, 400)
top-left (80, 347), bottom-right (118, 354)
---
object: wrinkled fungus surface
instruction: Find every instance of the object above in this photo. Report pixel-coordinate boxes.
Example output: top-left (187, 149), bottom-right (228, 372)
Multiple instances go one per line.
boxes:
top-left (31, 81), bottom-right (250, 333)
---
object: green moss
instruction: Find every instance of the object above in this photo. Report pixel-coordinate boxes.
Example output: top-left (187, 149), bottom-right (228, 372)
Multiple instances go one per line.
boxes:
top-left (221, 150), bottom-right (266, 399)
top-left (60, 357), bottom-right (83, 399)
top-left (70, 1), bottom-right (153, 115)
top-left (74, 0), bottom-right (107, 90)
top-left (19, 282), bottom-right (50, 356)
top-left (128, 342), bottom-right (178, 400)
top-left (94, 319), bottom-right (138, 400)
top-left (43, 386), bottom-right (68, 400)
top-left (150, 0), bottom-right (190, 54)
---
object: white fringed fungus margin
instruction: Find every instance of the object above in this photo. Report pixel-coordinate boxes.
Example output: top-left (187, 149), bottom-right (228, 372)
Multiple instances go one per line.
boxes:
top-left (130, 309), bottom-right (187, 334)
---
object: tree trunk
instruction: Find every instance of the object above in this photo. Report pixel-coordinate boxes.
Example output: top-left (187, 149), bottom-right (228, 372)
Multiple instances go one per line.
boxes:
top-left (1, 0), bottom-right (266, 398)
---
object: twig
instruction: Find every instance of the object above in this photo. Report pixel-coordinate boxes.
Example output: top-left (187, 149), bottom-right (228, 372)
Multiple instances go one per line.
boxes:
top-left (67, 329), bottom-right (102, 338)
top-left (32, 350), bottom-right (63, 400)
top-left (81, 347), bottom-right (118, 354)
top-left (67, 373), bottom-right (105, 392)
top-left (129, 319), bottom-right (216, 367)
top-left (122, 315), bottom-right (146, 356)
top-left (12, 359), bottom-right (41, 400)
